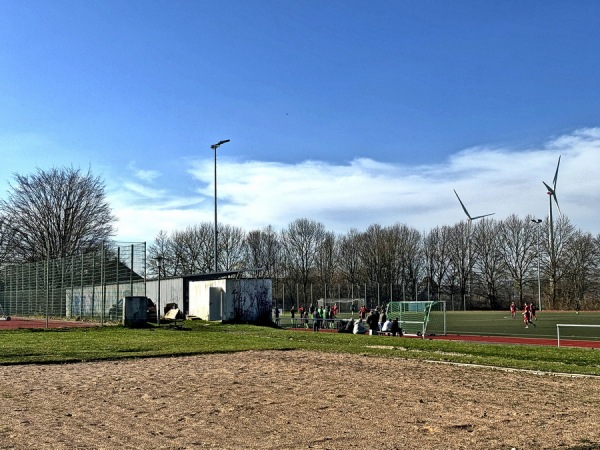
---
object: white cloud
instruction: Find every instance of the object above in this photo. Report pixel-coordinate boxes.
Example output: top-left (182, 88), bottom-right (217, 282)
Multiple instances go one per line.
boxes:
top-left (110, 128), bottom-right (600, 243)
top-left (121, 182), bottom-right (166, 200)
top-left (134, 169), bottom-right (161, 182)
top-left (126, 162), bottom-right (161, 182)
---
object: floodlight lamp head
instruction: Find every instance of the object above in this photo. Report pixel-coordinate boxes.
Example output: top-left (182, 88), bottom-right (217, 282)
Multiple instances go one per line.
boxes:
top-left (210, 139), bottom-right (230, 150)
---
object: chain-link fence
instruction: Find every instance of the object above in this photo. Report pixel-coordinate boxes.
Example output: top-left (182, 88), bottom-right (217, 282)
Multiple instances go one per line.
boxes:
top-left (0, 242), bottom-right (146, 322)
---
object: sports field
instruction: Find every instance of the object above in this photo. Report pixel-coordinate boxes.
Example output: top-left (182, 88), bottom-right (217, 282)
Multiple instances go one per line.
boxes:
top-left (445, 310), bottom-right (600, 340)
top-left (3, 309), bottom-right (599, 340)
top-left (281, 310), bottom-right (600, 342)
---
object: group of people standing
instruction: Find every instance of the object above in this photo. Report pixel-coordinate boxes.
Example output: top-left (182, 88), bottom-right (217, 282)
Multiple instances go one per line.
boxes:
top-left (510, 301), bottom-right (537, 328)
top-left (289, 303), bottom-right (340, 331)
top-left (286, 303), bottom-right (402, 336)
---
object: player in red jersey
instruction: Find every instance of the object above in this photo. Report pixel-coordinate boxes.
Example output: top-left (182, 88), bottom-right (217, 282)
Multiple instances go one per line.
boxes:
top-left (523, 303), bottom-right (531, 328)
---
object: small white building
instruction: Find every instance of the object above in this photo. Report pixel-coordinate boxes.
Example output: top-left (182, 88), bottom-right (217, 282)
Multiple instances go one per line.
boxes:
top-left (188, 277), bottom-right (272, 323)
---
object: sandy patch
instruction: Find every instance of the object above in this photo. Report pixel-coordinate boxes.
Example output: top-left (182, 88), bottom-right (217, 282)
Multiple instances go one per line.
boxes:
top-left (1, 350), bottom-right (599, 449)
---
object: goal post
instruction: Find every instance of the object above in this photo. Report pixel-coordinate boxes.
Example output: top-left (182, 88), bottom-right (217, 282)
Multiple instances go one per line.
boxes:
top-left (556, 324), bottom-right (600, 347)
top-left (386, 301), bottom-right (446, 337)
top-left (317, 298), bottom-right (362, 314)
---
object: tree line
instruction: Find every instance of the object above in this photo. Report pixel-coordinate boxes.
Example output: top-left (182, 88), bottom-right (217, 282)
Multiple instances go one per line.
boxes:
top-left (148, 215), bottom-right (600, 311)
top-left (1, 167), bottom-right (598, 311)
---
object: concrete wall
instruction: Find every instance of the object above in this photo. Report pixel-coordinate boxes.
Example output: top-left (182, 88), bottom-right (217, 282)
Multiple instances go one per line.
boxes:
top-left (145, 278), bottom-right (184, 314)
top-left (189, 279), bottom-right (272, 323)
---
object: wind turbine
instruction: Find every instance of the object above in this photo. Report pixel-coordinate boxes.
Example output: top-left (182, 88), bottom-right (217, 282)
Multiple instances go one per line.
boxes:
top-left (542, 155), bottom-right (561, 263)
top-left (454, 190), bottom-right (495, 223)
top-left (453, 190), bottom-right (495, 310)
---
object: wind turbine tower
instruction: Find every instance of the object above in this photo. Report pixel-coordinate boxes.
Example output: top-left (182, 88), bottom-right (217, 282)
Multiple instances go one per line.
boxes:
top-left (542, 156), bottom-right (562, 264)
top-left (453, 190), bottom-right (495, 311)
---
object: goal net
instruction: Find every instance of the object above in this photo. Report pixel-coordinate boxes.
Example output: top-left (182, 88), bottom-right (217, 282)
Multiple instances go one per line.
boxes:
top-left (386, 301), bottom-right (446, 337)
top-left (317, 298), bottom-right (362, 314)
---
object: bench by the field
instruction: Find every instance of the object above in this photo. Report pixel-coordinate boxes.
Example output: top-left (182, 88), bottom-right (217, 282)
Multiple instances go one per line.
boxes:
top-left (164, 306), bottom-right (185, 329)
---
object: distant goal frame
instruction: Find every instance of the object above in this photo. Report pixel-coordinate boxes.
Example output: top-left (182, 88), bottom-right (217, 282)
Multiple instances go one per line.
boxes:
top-left (556, 324), bottom-right (600, 347)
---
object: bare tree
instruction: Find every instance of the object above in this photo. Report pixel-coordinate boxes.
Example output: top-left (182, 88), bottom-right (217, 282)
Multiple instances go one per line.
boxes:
top-left (388, 223), bottom-right (422, 302)
top-left (353, 224), bottom-right (422, 305)
top-left (244, 226), bottom-right (283, 305)
top-left (472, 218), bottom-right (505, 309)
top-left (561, 230), bottom-right (598, 309)
top-left (218, 224), bottom-right (246, 271)
top-left (315, 231), bottom-right (337, 297)
top-left (148, 224), bottom-right (214, 276)
top-left (0, 217), bottom-right (14, 267)
top-left (147, 230), bottom-right (171, 276)
top-left (336, 228), bottom-right (364, 295)
top-left (174, 224), bottom-right (214, 274)
top-left (357, 224), bottom-right (386, 294)
top-left (423, 225), bottom-right (453, 302)
top-left (1, 167), bottom-right (116, 263)
top-left (543, 215), bottom-right (576, 307)
top-left (497, 215), bottom-right (537, 308)
top-left (447, 222), bottom-right (470, 310)
top-left (280, 218), bottom-right (326, 305)
top-left (244, 225), bottom-right (281, 278)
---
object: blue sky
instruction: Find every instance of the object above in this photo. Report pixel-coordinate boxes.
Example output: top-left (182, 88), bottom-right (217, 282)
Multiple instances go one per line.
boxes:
top-left (1, 1), bottom-right (600, 242)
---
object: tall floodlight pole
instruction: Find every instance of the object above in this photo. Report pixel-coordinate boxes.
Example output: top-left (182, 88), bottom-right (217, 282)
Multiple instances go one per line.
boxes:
top-left (155, 255), bottom-right (163, 326)
top-left (532, 219), bottom-right (542, 311)
top-left (46, 251), bottom-right (50, 328)
top-left (211, 139), bottom-right (230, 273)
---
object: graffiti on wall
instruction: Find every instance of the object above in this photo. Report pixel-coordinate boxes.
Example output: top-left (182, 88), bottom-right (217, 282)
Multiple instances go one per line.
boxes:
top-left (229, 279), bottom-right (272, 323)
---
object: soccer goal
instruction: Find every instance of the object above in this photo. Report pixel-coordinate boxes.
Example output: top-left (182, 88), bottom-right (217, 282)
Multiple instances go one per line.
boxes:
top-left (386, 301), bottom-right (446, 337)
top-left (556, 324), bottom-right (600, 347)
top-left (317, 298), bottom-right (362, 314)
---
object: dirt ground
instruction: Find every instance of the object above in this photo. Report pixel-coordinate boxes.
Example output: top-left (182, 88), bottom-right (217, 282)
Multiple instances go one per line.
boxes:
top-left (1, 350), bottom-right (599, 450)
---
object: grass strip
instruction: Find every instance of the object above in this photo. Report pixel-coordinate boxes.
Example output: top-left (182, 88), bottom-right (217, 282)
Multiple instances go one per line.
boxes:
top-left (0, 322), bottom-right (598, 376)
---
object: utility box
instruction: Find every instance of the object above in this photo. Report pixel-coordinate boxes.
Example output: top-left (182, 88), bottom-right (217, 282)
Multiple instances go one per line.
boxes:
top-left (122, 296), bottom-right (149, 327)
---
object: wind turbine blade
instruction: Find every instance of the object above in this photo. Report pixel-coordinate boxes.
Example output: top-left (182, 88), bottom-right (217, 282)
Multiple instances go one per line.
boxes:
top-left (552, 155), bottom-right (561, 189)
top-left (543, 181), bottom-right (554, 195)
top-left (453, 189), bottom-right (472, 220)
top-left (543, 181), bottom-right (562, 216)
top-left (553, 193), bottom-right (562, 215)
top-left (471, 213), bottom-right (495, 220)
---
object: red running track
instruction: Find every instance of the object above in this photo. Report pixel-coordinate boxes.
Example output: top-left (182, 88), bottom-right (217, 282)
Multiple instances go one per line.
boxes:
top-left (426, 333), bottom-right (600, 349)
top-left (0, 317), bottom-right (100, 330)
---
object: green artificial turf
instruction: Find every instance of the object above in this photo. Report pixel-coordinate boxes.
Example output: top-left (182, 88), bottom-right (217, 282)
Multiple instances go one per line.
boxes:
top-left (445, 310), bottom-right (600, 339)
top-left (280, 310), bottom-right (600, 340)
